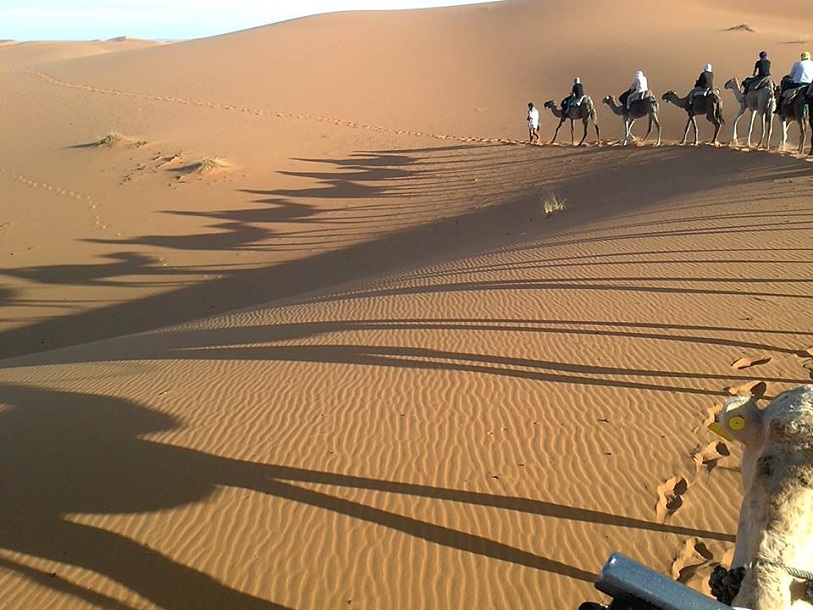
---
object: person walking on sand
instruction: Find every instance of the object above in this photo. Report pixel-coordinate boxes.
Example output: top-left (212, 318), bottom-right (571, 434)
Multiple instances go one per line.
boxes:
top-left (527, 102), bottom-right (540, 143)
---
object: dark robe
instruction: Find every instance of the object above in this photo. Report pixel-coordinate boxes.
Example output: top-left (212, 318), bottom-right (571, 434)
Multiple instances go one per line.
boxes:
top-left (694, 70), bottom-right (714, 90)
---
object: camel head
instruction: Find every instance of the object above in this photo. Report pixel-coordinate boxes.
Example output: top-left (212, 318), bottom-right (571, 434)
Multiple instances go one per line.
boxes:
top-left (709, 394), bottom-right (765, 448)
top-left (602, 96), bottom-right (613, 105)
top-left (661, 91), bottom-right (675, 101)
top-left (710, 386), bottom-right (813, 450)
top-left (724, 78), bottom-right (738, 90)
top-left (543, 100), bottom-right (556, 109)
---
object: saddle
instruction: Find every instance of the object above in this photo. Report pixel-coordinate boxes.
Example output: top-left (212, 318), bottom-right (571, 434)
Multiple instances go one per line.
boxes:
top-left (780, 86), bottom-right (806, 106)
top-left (626, 90), bottom-right (652, 107)
top-left (568, 95), bottom-right (587, 108)
top-left (691, 87), bottom-right (718, 99)
top-left (743, 76), bottom-right (772, 93)
top-left (688, 88), bottom-right (719, 111)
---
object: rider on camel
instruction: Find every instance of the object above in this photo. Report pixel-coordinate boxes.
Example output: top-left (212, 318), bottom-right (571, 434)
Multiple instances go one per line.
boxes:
top-left (620, 70), bottom-right (648, 109)
top-left (777, 51), bottom-right (813, 112)
top-left (743, 51), bottom-right (771, 93)
top-left (561, 77), bottom-right (584, 113)
top-left (689, 64), bottom-right (714, 102)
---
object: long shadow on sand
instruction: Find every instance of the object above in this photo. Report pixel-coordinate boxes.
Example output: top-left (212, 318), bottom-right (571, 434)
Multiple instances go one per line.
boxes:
top-left (22, 318), bottom-right (809, 396)
top-left (1, 252), bottom-right (184, 287)
top-left (1, 143), bottom-right (811, 361)
top-left (0, 384), bottom-right (735, 607)
top-left (0, 145), bottom-right (523, 358)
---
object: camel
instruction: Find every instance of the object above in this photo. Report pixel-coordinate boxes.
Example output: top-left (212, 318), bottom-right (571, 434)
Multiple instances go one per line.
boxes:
top-left (543, 97), bottom-right (601, 146)
top-left (798, 82), bottom-right (813, 156)
top-left (724, 77), bottom-right (775, 150)
top-left (661, 90), bottom-right (725, 146)
top-left (774, 84), bottom-right (810, 154)
top-left (799, 83), bottom-right (813, 156)
top-left (708, 385), bottom-right (813, 609)
top-left (602, 95), bottom-right (661, 146)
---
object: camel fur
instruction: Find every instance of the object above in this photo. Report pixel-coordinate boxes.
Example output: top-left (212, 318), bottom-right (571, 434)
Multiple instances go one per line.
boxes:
top-left (774, 84), bottom-right (810, 155)
top-left (543, 97), bottom-right (601, 146)
top-left (602, 95), bottom-right (661, 146)
top-left (661, 89), bottom-right (725, 146)
top-left (805, 83), bottom-right (813, 156)
top-left (713, 385), bottom-right (813, 609)
top-left (725, 77), bottom-right (775, 150)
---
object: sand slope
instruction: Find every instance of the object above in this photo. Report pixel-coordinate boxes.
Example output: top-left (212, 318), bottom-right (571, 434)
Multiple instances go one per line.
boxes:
top-left (1, 0), bottom-right (812, 608)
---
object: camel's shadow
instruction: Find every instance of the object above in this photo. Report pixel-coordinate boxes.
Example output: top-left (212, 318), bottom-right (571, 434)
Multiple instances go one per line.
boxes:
top-left (0, 384), bottom-right (733, 608)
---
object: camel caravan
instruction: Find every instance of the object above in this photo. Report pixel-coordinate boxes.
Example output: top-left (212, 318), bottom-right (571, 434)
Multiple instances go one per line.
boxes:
top-left (528, 51), bottom-right (813, 155)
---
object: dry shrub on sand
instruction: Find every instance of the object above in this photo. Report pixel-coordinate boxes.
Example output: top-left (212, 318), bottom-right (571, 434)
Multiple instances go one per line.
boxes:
top-left (95, 132), bottom-right (146, 147)
top-left (190, 157), bottom-right (230, 174)
top-left (541, 190), bottom-right (567, 217)
top-left (725, 24), bottom-right (756, 33)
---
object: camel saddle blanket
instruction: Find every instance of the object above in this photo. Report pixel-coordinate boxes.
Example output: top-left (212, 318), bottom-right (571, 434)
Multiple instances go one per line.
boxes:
top-left (628, 90), bottom-right (654, 105)
top-left (692, 87), bottom-right (719, 98)
top-left (781, 86), bottom-right (809, 103)
top-left (744, 76), bottom-right (772, 92)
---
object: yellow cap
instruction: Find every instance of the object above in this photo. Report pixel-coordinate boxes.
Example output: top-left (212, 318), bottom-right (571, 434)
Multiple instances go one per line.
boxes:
top-left (803, 51), bottom-right (812, 60)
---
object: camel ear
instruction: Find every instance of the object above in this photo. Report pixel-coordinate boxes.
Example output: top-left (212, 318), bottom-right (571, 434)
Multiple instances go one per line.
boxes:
top-left (748, 381), bottom-right (767, 400)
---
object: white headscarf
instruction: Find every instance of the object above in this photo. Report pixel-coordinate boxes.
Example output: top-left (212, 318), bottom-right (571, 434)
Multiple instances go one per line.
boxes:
top-left (704, 63), bottom-right (713, 72)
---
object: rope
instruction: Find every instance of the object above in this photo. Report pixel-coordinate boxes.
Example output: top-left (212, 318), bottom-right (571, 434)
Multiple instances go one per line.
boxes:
top-left (753, 557), bottom-right (813, 582)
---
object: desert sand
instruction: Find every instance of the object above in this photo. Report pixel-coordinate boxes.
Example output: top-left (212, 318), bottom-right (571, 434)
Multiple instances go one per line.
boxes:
top-left (1, 0), bottom-right (812, 608)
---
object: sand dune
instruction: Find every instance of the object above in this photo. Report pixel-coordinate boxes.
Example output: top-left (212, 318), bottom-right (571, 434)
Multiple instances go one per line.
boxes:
top-left (1, 0), bottom-right (812, 608)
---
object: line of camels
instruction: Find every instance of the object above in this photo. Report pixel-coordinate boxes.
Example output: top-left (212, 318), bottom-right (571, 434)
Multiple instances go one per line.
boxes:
top-left (541, 80), bottom-right (813, 155)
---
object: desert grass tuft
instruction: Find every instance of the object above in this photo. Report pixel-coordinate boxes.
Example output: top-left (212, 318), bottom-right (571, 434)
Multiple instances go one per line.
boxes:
top-left (725, 24), bottom-right (756, 33)
top-left (540, 190), bottom-right (567, 217)
top-left (95, 132), bottom-right (146, 147)
top-left (95, 132), bottom-right (125, 147)
top-left (191, 157), bottom-right (230, 174)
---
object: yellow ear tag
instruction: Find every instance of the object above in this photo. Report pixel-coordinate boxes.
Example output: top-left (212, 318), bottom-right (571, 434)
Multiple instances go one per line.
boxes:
top-left (728, 416), bottom-right (746, 431)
